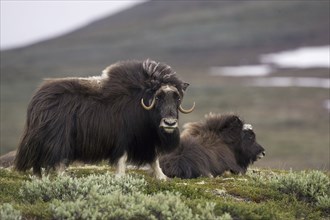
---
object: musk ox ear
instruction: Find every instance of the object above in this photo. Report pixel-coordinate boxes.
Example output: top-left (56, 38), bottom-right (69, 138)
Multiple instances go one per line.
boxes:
top-left (182, 82), bottom-right (189, 92)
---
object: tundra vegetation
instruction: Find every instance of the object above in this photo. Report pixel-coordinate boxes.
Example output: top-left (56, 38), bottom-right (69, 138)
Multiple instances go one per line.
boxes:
top-left (0, 166), bottom-right (329, 219)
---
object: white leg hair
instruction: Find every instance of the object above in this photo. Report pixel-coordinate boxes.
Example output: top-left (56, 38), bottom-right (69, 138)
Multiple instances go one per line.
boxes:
top-left (207, 173), bottom-right (214, 178)
top-left (116, 152), bottom-right (127, 178)
top-left (55, 162), bottom-right (67, 176)
top-left (56, 163), bottom-right (66, 172)
top-left (151, 158), bottom-right (168, 180)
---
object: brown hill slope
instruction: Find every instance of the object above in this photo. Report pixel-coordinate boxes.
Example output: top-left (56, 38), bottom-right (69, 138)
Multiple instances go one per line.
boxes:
top-left (1, 1), bottom-right (328, 80)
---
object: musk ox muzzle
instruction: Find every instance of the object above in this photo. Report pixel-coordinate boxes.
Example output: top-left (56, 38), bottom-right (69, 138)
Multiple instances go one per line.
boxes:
top-left (160, 118), bottom-right (178, 133)
top-left (257, 149), bottom-right (266, 160)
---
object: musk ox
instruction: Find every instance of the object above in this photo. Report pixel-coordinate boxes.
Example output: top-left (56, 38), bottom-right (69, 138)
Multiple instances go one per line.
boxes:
top-left (15, 59), bottom-right (195, 179)
top-left (160, 113), bottom-right (265, 179)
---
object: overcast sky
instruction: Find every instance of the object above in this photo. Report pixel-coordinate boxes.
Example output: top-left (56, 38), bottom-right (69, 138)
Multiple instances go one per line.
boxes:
top-left (0, 1), bottom-right (146, 50)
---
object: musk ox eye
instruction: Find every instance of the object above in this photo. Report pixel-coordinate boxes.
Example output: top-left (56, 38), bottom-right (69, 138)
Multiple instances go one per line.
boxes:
top-left (173, 93), bottom-right (180, 101)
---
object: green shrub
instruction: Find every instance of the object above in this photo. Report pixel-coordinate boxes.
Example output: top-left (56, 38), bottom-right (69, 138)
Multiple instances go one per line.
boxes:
top-left (0, 203), bottom-right (21, 220)
top-left (20, 172), bottom-right (146, 203)
top-left (316, 194), bottom-right (330, 213)
top-left (270, 171), bottom-right (330, 204)
top-left (19, 172), bottom-right (229, 219)
top-left (249, 170), bottom-right (330, 209)
top-left (51, 190), bottom-right (230, 220)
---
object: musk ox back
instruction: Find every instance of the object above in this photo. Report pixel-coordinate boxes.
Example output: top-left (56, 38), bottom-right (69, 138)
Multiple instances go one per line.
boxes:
top-left (160, 113), bottom-right (265, 179)
top-left (15, 59), bottom-right (195, 179)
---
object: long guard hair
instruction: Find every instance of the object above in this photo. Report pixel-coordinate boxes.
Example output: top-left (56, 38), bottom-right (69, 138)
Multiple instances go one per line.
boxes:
top-left (15, 59), bottom-right (194, 177)
top-left (160, 113), bottom-right (265, 179)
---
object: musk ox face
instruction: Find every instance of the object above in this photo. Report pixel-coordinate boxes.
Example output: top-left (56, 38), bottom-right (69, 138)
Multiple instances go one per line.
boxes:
top-left (242, 124), bottom-right (266, 163)
top-left (204, 114), bottom-right (265, 166)
top-left (142, 85), bottom-right (180, 134)
top-left (140, 60), bottom-right (195, 134)
top-left (154, 85), bottom-right (181, 133)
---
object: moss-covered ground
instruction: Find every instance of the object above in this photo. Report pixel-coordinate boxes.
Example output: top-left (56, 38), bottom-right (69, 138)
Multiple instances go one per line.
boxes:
top-left (0, 166), bottom-right (329, 219)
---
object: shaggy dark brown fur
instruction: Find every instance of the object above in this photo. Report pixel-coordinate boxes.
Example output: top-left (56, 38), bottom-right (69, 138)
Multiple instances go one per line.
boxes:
top-left (15, 59), bottom-right (192, 177)
top-left (160, 113), bottom-right (265, 179)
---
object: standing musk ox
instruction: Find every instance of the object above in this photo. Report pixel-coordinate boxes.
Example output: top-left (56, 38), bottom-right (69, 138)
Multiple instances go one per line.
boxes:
top-left (15, 59), bottom-right (195, 179)
top-left (160, 113), bottom-right (265, 179)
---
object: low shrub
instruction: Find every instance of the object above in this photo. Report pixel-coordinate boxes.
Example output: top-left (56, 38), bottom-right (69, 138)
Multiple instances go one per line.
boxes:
top-left (20, 172), bottom-right (146, 203)
top-left (51, 190), bottom-right (230, 220)
top-left (316, 195), bottom-right (330, 213)
top-left (0, 203), bottom-right (21, 220)
top-left (270, 171), bottom-right (329, 204)
top-left (249, 170), bottom-right (330, 210)
top-left (19, 172), bottom-right (229, 219)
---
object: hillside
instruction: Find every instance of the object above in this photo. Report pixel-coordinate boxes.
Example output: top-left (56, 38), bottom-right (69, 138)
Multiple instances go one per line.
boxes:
top-left (1, 1), bottom-right (329, 170)
top-left (0, 167), bottom-right (329, 219)
top-left (2, 1), bottom-right (329, 80)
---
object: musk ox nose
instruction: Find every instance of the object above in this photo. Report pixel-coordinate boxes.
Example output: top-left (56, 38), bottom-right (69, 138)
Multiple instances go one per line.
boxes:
top-left (163, 118), bottom-right (178, 127)
top-left (160, 118), bottom-right (178, 133)
top-left (257, 151), bottom-right (266, 159)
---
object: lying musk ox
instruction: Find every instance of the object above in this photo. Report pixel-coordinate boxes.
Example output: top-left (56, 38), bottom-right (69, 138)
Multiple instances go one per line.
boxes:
top-left (15, 59), bottom-right (195, 179)
top-left (160, 113), bottom-right (265, 179)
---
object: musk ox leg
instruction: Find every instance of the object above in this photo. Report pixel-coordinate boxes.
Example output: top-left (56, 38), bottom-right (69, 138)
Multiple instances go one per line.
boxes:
top-left (55, 162), bottom-right (67, 175)
top-left (151, 158), bottom-right (168, 180)
top-left (33, 165), bottom-right (42, 178)
top-left (115, 152), bottom-right (127, 178)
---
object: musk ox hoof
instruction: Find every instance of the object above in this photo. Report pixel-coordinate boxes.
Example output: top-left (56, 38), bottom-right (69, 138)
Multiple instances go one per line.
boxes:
top-left (150, 158), bottom-right (169, 181)
top-left (155, 174), bottom-right (169, 181)
top-left (115, 174), bottom-right (125, 179)
top-left (150, 169), bottom-right (168, 181)
top-left (115, 173), bottom-right (126, 179)
top-left (207, 173), bottom-right (214, 178)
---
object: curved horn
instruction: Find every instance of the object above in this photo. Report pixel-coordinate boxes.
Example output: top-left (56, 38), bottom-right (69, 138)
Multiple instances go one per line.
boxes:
top-left (141, 97), bottom-right (156, 110)
top-left (179, 102), bottom-right (195, 114)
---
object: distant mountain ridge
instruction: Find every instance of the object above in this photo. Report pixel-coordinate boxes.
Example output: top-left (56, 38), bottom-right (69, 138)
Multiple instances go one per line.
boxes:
top-left (1, 1), bottom-right (329, 81)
